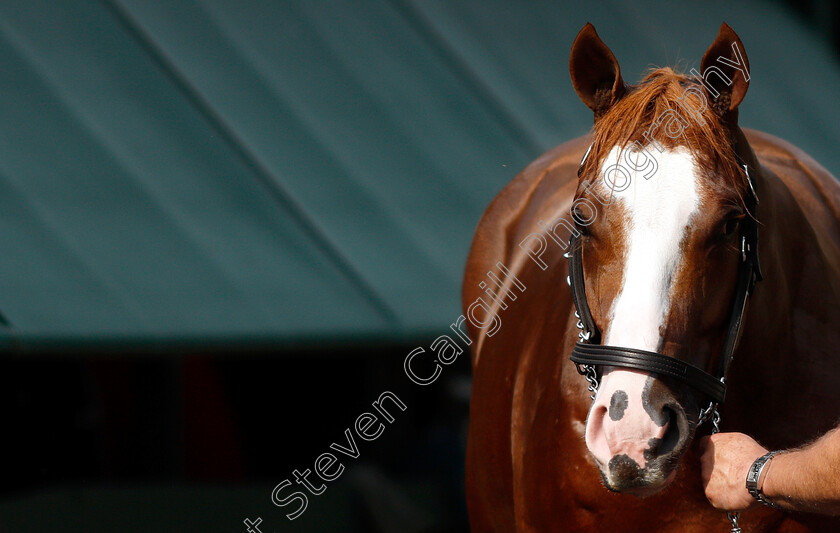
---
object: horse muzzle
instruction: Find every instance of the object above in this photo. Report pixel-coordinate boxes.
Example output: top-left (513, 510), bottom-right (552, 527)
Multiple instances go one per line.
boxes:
top-left (583, 369), bottom-right (694, 495)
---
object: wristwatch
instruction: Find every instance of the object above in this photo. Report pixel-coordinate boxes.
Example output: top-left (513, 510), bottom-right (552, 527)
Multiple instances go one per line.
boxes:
top-left (745, 450), bottom-right (783, 510)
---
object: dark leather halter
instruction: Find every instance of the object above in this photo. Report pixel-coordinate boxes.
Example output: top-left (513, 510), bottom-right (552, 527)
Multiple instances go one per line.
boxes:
top-left (567, 146), bottom-right (763, 406)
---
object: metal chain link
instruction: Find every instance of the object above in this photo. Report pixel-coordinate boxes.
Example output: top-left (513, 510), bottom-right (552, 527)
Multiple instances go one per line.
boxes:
top-left (700, 402), bottom-right (741, 533)
top-left (580, 364), bottom-right (599, 401)
top-left (727, 512), bottom-right (742, 533)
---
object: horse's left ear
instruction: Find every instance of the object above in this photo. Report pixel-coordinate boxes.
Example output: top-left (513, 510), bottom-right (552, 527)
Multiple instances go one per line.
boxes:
top-left (569, 23), bottom-right (626, 120)
top-left (700, 23), bottom-right (750, 117)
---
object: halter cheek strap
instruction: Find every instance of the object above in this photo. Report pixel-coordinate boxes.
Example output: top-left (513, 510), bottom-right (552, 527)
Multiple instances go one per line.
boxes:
top-left (567, 151), bottom-right (762, 406)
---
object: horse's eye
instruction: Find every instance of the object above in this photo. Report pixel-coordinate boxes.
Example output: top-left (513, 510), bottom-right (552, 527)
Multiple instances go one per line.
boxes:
top-left (572, 207), bottom-right (590, 234)
top-left (721, 214), bottom-right (745, 237)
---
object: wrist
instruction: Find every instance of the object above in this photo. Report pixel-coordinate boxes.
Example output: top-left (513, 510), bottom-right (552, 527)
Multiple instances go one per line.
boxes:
top-left (759, 449), bottom-right (791, 505)
top-left (746, 451), bottom-right (784, 510)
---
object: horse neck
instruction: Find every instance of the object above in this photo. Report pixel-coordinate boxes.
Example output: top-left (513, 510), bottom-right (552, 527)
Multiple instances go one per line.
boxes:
top-left (726, 142), bottom-right (840, 443)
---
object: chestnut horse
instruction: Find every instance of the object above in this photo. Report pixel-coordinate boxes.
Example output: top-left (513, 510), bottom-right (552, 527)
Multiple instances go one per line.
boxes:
top-left (464, 23), bottom-right (840, 532)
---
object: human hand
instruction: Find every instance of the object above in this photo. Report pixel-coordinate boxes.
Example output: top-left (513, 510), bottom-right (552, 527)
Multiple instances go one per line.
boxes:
top-left (699, 432), bottom-right (769, 511)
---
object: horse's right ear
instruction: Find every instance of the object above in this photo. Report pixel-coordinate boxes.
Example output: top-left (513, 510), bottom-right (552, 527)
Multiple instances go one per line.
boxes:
top-left (569, 23), bottom-right (626, 120)
top-left (700, 23), bottom-right (750, 118)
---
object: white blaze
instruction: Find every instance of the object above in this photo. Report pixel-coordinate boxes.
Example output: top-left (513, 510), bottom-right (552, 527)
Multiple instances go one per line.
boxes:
top-left (599, 145), bottom-right (701, 351)
top-left (583, 144), bottom-right (703, 472)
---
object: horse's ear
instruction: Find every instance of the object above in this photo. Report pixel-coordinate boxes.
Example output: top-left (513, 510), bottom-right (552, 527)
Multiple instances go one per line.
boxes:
top-left (699, 23), bottom-right (750, 117)
top-left (569, 23), bottom-right (626, 120)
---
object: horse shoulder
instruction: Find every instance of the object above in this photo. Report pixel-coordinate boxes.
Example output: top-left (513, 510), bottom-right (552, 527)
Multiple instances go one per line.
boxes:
top-left (463, 135), bottom-right (591, 367)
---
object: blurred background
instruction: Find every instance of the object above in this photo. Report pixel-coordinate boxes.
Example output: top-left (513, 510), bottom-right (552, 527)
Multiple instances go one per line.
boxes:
top-left (1, 1), bottom-right (839, 532)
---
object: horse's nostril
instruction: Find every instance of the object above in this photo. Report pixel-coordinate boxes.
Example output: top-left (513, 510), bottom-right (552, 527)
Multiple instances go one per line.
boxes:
top-left (659, 406), bottom-right (681, 455)
top-left (643, 406), bottom-right (681, 461)
top-left (661, 405), bottom-right (674, 426)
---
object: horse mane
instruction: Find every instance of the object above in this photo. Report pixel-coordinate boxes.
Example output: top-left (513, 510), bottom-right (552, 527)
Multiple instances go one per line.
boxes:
top-left (581, 67), bottom-right (747, 200)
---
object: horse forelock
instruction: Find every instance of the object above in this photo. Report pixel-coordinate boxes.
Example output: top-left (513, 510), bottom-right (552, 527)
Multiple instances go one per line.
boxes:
top-left (580, 67), bottom-right (748, 206)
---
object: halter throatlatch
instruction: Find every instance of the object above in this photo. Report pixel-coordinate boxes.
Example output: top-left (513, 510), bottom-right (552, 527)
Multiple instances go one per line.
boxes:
top-left (567, 145), bottom-right (763, 409)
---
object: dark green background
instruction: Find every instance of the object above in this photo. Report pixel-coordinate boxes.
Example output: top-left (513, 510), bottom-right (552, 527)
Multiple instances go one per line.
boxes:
top-left (1, 1), bottom-right (839, 532)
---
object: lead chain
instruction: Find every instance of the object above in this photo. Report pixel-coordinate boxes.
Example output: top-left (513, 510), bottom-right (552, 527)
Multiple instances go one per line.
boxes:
top-left (703, 403), bottom-right (741, 533)
top-left (727, 512), bottom-right (742, 533)
top-left (580, 364), bottom-right (599, 401)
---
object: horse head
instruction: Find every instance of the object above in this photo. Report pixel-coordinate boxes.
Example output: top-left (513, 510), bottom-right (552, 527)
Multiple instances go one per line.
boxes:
top-left (568, 23), bottom-right (760, 496)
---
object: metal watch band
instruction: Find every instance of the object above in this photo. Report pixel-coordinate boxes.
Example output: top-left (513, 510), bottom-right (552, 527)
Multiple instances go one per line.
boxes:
top-left (745, 450), bottom-right (783, 510)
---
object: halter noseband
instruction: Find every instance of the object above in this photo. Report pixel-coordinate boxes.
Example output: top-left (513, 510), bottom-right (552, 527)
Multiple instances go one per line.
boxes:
top-left (567, 145), bottom-right (763, 408)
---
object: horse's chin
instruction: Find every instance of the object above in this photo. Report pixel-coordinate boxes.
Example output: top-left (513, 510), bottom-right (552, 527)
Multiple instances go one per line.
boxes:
top-left (601, 467), bottom-right (678, 497)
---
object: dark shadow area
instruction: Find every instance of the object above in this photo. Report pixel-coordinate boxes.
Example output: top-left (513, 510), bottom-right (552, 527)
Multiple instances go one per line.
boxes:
top-left (0, 345), bottom-right (471, 532)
